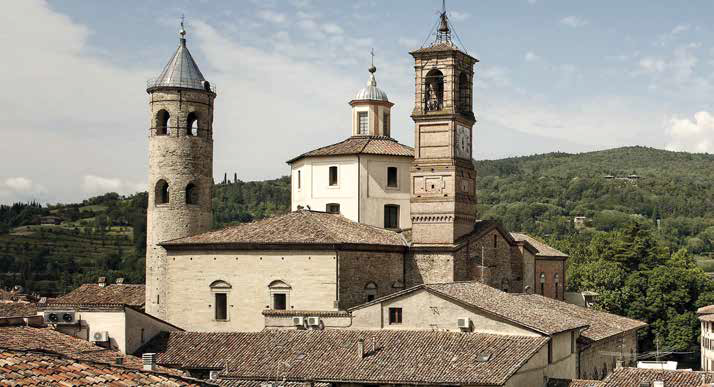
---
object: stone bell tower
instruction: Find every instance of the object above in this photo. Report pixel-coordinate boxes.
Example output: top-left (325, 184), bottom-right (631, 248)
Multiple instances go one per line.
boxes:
top-left (409, 7), bottom-right (478, 245)
top-left (145, 20), bottom-right (216, 319)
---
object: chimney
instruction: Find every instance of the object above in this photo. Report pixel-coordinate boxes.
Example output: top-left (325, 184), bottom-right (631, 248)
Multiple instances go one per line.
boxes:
top-left (357, 338), bottom-right (365, 359)
top-left (142, 353), bottom-right (156, 371)
top-left (98, 277), bottom-right (107, 288)
top-left (615, 359), bottom-right (623, 369)
top-left (115, 278), bottom-right (124, 285)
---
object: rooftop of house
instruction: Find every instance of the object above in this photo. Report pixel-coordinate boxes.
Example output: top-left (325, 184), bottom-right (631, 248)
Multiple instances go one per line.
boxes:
top-left (547, 379), bottom-right (605, 387)
top-left (0, 349), bottom-right (213, 386)
top-left (139, 329), bottom-right (547, 386)
top-left (0, 321), bottom-right (179, 375)
top-left (42, 283), bottom-right (145, 309)
top-left (510, 232), bottom-right (568, 258)
top-left (698, 304), bottom-right (714, 315)
top-left (0, 302), bottom-right (37, 318)
top-left (424, 282), bottom-right (589, 335)
top-left (286, 135), bottom-right (413, 164)
top-left (161, 210), bottom-right (408, 249)
top-left (600, 367), bottom-right (714, 386)
top-left (516, 294), bottom-right (646, 343)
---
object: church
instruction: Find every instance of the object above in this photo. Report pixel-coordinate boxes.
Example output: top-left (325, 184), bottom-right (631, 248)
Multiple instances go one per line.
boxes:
top-left (139, 9), bottom-right (644, 383)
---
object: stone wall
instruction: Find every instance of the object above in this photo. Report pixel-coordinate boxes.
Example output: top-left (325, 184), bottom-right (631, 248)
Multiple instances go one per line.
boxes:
top-left (464, 230), bottom-right (514, 290)
top-left (405, 250), bottom-right (455, 286)
top-left (578, 331), bottom-right (638, 380)
top-left (534, 258), bottom-right (566, 300)
top-left (146, 88), bottom-right (215, 320)
top-left (337, 250), bottom-right (405, 309)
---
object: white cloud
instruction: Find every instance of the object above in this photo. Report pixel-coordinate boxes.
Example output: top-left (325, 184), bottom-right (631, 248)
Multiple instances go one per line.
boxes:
top-left (671, 24), bottom-right (690, 35)
top-left (322, 23), bottom-right (343, 35)
top-left (5, 177), bottom-right (34, 192)
top-left (257, 9), bottom-right (287, 24)
top-left (449, 11), bottom-right (470, 21)
top-left (0, 177), bottom-right (47, 203)
top-left (635, 43), bottom-right (708, 94)
top-left (524, 51), bottom-right (540, 62)
top-left (666, 111), bottom-right (714, 153)
top-left (560, 16), bottom-right (588, 28)
top-left (81, 175), bottom-right (143, 197)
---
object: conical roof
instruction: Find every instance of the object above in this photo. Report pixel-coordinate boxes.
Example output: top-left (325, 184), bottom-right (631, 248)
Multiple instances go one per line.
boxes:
top-left (147, 23), bottom-right (211, 92)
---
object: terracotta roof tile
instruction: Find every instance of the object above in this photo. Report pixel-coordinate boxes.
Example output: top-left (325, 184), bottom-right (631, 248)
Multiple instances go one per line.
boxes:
top-left (141, 330), bottom-right (547, 385)
top-left (0, 325), bottom-right (177, 375)
top-left (510, 233), bottom-right (568, 258)
top-left (517, 295), bottom-right (646, 342)
top-left (602, 367), bottom-right (714, 386)
top-left (0, 303), bottom-right (37, 318)
top-left (287, 136), bottom-right (413, 163)
top-left (425, 282), bottom-right (588, 335)
top-left (547, 379), bottom-right (605, 387)
top-left (162, 210), bottom-right (407, 248)
top-left (0, 349), bottom-right (213, 386)
top-left (698, 305), bottom-right (714, 315)
top-left (46, 284), bottom-right (145, 308)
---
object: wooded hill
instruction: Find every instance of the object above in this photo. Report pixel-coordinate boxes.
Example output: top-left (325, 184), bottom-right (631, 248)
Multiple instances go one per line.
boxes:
top-left (2, 146), bottom-right (713, 294)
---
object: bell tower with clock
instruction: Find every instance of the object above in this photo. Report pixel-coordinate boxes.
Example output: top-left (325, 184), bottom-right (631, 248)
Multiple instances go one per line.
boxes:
top-left (409, 7), bottom-right (478, 245)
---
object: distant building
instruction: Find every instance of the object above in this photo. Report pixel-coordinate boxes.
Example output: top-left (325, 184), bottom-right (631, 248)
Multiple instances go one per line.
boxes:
top-left (699, 305), bottom-right (714, 370)
top-left (37, 278), bottom-right (180, 354)
top-left (40, 215), bottom-right (63, 225)
top-left (573, 216), bottom-right (588, 229)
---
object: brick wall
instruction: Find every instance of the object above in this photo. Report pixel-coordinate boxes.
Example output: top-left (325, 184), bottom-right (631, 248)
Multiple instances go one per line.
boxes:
top-left (534, 259), bottom-right (566, 300)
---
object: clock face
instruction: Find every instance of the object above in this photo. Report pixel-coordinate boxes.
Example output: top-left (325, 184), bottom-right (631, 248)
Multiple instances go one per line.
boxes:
top-left (456, 125), bottom-right (471, 159)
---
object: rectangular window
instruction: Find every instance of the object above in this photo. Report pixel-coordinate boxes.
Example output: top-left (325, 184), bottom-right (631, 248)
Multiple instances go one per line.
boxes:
top-left (297, 170), bottom-right (301, 189)
top-left (326, 203), bottom-right (340, 214)
top-left (273, 293), bottom-right (287, 310)
top-left (358, 112), bottom-right (369, 134)
top-left (571, 331), bottom-right (576, 354)
top-left (383, 111), bottom-right (390, 136)
top-left (384, 205), bottom-right (399, 229)
top-left (388, 307), bottom-right (402, 325)
top-left (215, 293), bottom-right (227, 321)
top-left (329, 166), bottom-right (338, 186)
top-left (387, 167), bottom-right (398, 188)
top-left (548, 340), bottom-right (553, 364)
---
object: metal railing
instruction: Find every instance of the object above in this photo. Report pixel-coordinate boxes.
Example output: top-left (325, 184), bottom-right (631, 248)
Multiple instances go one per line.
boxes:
top-left (146, 78), bottom-right (216, 93)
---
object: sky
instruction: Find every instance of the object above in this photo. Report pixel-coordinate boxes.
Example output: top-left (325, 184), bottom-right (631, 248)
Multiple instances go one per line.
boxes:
top-left (1, 0), bottom-right (714, 204)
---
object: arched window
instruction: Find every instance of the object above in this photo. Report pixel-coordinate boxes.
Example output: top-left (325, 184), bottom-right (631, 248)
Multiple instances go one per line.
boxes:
top-left (458, 72), bottom-right (471, 112)
top-left (365, 282), bottom-right (378, 302)
top-left (187, 112), bottom-right (199, 136)
top-left (210, 280), bottom-right (231, 321)
top-left (424, 69), bottom-right (444, 112)
top-left (155, 180), bottom-right (169, 205)
top-left (539, 272), bottom-right (546, 295)
top-left (268, 280), bottom-right (291, 310)
top-left (156, 110), bottom-right (170, 135)
top-left (186, 183), bottom-right (199, 205)
top-left (554, 273), bottom-right (560, 299)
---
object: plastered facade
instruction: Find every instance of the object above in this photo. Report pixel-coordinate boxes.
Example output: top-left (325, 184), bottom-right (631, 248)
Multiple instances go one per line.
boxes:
top-left (146, 87), bottom-right (216, 320)
top-left (702, 320), bottom-right (714, 371)
top-left (290, 154), bottom-right (412, 229)
top-left (578, 331), bottom-right (638, 380)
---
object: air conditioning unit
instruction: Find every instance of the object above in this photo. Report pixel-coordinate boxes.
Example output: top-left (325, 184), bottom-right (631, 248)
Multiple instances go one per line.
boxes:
top-left (457, 317), bottom-right (471, 330)
top-left (209, 370), bottom-right (220, 380)
top-left (307, 316), bottom-right (321, 327)
top-left (91, 331), bottom-right (109, 342)
top-left (43, 311), bottom-right (77, 325)
top-left (292, 316), bottom-right (305, 327)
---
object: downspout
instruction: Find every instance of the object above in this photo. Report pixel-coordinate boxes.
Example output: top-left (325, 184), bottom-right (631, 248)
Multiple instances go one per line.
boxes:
top-left (335, 249), bottom-right (340, 309)
top-left (357, 154), bottom-right (361, 223)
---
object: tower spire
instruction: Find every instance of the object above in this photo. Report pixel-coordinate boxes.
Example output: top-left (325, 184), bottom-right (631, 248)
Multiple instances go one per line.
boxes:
top-left (368, 48), bottom-right (377, 86)
top-left (435, 0), bottom-right (452, 44)
top-left (179, 14), bottom-right (186, 44)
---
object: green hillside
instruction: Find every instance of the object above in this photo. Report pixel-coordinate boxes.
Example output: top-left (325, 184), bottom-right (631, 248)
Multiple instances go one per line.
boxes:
top-left (476, 146), bottom-right (714, 255)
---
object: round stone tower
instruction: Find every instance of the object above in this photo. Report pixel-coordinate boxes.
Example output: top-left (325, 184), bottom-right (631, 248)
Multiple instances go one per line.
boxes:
top-left (145, 21), bottom-right (216, 319)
